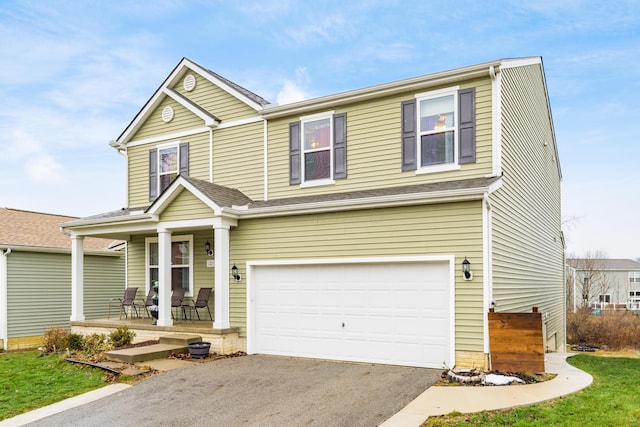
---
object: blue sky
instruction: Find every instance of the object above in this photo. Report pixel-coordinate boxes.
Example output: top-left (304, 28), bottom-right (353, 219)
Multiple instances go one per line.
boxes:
top-left (0, 0), bottom-right (638, 259)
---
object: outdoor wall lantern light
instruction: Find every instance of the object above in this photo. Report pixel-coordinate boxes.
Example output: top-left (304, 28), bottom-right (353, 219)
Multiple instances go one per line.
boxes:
top-left (462, 257), bottom-right (473, 280)
top-left (205, 241), bottom-right (213, 256)
top-left (231, 264), bottom-right (242, 281)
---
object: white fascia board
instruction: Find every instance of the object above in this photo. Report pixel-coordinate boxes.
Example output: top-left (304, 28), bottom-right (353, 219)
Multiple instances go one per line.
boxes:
top-left (125, 116), bottom-right (263, 149)
top-left (183, 59), bottom-right (266, 112)
top-left (262, 61), bottom-right (501, 119)
top-left (0, 245), bottom-right (121, 256)
top-left (60, 214), bottom-right (158, 234)
top-left (115, 57), bottom-right (192, 145)
top-left (163, 88), bottom-right (220, 128)
top-left (499, 57), bottom-right (542, 69)
top-left (126, 127), bottom-right (211, 148)
top-left (230, 185), bottom-right (495, 219)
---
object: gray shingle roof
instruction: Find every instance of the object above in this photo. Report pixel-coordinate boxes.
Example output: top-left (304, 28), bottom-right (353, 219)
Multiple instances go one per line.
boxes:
top-left (180, 176), bottom-right (253, 208)
top-left (204, 68), bottom-right (270, 107)
top-left (567, 258), bottom-right (640, 271)
top-left (249, 176), bottom-right (500, 209)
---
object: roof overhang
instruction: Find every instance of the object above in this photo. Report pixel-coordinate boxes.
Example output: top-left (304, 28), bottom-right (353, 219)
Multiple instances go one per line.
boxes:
top-left (261, 59), bottom-right (505, 119)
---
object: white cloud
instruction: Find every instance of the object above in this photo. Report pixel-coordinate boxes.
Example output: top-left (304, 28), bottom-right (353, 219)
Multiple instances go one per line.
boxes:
top-left (277, 80), bottom-right (311, 104)
top-left (25, 154), bottom-right (67, 185)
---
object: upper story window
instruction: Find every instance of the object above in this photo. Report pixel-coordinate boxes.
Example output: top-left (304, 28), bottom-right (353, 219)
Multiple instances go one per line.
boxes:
top-left (303, 114), bottom-right (332, 182)
top-left (629, 272), bottom-right (640, 283)
top-left (289, 112), bottom-right (346, 186)
top-left (401, 86), bottom-right (475, 173)
top-left (159, 146), bottom-right (179, 191)
top-left (149, 142), bottom-right (189, 201)
top-left (418, 89), bottom-right (457, 168)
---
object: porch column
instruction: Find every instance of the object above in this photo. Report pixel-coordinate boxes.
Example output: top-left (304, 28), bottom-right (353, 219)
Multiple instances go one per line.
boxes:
top-left (157, 229), bottom-right (173, 326)
top-left (70, 234), bottom-right (85, 321)
top-left (213, 220), bottom-right (231, 329)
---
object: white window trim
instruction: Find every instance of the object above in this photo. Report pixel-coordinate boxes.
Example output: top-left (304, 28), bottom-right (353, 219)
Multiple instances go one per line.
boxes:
top-left (299, 111), bottom-right (335, 186)
top-left (145, 235), bottom-right (194, 297)
top-left (415, 86), bottom-right (460, 174)
top-left (629, 272), bottom-right (640, 283)
top-left (598, 294), bottom-right (611, 304)
top-left (156, 141), bottom-right (182, 196)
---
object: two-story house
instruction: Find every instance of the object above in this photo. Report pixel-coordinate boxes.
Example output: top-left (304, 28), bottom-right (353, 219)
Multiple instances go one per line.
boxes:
top-left (62, 56), bottom-right (564, 369)
top-left (567, 258), bottom-right (640, 311)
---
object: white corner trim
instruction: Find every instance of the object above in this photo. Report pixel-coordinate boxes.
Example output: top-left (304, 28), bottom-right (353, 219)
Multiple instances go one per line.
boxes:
top-left (0, 250), bottom-right (8, 349)
top-left (492, 66), bottom-right (502, 177)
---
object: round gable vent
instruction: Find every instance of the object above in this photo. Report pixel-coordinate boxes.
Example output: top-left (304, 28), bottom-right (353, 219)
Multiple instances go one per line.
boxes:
top-left (183, 74), bottom-right (196, 92)
top-left (161, 106), bottom-right (174, 123)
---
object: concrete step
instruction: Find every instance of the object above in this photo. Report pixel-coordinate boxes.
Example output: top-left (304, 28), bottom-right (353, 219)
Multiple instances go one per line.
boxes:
top-left (159, 334), bottom-right (202, 346)
top-left (104, 334), bottom-right (204, 364)
top-left (105, 343), bottom-right (188, 364)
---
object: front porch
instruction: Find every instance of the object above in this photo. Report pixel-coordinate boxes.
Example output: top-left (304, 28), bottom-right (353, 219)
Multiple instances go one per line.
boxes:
top-left (70, 317), bottom-right (245, 356)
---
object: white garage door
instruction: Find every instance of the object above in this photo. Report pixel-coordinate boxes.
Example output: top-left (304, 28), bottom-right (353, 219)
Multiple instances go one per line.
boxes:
top-left (250, 260), bottom-right (452, 368)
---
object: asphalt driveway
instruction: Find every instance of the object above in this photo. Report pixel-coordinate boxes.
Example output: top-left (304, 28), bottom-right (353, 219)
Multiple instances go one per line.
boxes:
top-left (28, 354), bottom-right (440, 427)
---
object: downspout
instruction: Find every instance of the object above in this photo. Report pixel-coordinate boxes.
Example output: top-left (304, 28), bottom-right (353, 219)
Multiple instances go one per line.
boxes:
top-left (209, 127), bottom-right (214, 182)
top-left (490, 65), bottom-right (502, 177)
top-left (482, 193), bottom-right (493, 359)
top-left (1, 248), bottom-right (11, 350)
top-left (263, 119), bottom-right (268, 201)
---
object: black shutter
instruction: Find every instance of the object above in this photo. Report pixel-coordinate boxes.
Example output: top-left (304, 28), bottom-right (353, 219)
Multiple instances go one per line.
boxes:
top-left (149, 148), bottom-right (157, 201)
top-left (333, 113), bottom-right (347, 179)
top-left (458, 88), bottom-right (476, 164)
top-left (401, 100), bottom-right (417, 171)
top-left (289, 121), bottom-right (301, 184)
top-left (179, 143), bottom-right (189, 175)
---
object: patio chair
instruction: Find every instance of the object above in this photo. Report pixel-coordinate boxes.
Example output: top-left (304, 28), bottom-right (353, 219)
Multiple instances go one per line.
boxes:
top-left (107, 287), bottom-right (139, 319)
top-left (183, 288), bottom-right (213, 321)
top-left (142, 288), bottom-right (156, 318)
top-left (171, 287), bottom-right (187, 319)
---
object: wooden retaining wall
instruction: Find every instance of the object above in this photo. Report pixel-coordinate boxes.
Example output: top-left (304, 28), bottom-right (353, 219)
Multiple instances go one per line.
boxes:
top-left (488, 307), bottom-right (545, 373)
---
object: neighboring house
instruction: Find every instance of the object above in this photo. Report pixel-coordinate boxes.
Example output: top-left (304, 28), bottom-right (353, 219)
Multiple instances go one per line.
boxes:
top-left (567, 258), bottom-right (640, 311)
top-left (61, 56), bottom-right (564, 369)
top-left (0, 208), bottom-right (124, 350)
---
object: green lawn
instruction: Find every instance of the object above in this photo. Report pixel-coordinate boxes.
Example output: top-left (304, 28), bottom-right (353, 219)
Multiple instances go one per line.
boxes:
top-left (0, 351), bottom-right (107, 421)
top-left (424, 354), bottom-right (640, 426)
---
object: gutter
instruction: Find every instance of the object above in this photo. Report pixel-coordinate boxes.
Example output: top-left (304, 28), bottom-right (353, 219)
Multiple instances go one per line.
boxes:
top-left (226, 183), bottom-right (500, 219)
top-left (262, 61), bottom-right (502, 119)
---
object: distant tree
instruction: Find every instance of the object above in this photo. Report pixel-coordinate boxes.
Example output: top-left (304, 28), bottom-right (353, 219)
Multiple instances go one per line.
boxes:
top-left (567, 250), bottom-right (611, 310)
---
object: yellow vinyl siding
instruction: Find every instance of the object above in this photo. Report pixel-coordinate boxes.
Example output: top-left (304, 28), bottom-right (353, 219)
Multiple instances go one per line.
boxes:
top-left (126, 236), bottom-right (146, 289)
top-left (132, 98), bottom-right (204, 141)
top-left (212, 121), bottom-right (264, 200)
top-left (173, 73), bottom-right (260, 122)
top-left (491, 63), bottom-right (565, 348)
top-left (266, 78), bottom-right (493, 199)
top-left (127, 132), bottom-right (210, 208)
top-left (229, 201), bottom-right (485, 350)
top-left (160, 190), bottom-right (213, 222)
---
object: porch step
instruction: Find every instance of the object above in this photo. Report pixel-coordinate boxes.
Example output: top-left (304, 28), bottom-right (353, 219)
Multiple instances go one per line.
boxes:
top-left (159, 334), bottom-right (203, 346)
top-left (105, 334), bottom-right (202, 364)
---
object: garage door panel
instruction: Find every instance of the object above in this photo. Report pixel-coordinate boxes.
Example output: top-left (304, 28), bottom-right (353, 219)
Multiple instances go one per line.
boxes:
top-left (253, 261), bottom-right (451, 368)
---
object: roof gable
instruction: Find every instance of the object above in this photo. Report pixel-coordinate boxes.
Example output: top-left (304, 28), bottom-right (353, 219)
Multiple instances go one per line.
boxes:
top-left (114, 57), bottom-right (270, 146)
top-left (146, 175), bottom-right (253, 217)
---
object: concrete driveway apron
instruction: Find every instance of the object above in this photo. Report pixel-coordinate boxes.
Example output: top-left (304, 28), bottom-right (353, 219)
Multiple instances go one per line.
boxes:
top-left (27, 354), bottom-right (441, 427)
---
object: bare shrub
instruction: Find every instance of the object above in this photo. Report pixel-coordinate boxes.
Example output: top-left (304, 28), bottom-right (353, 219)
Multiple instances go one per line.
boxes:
top-left (43, 326), bottom-right (68, 353)
top-left (567, 310), bottom-right (640, 350)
